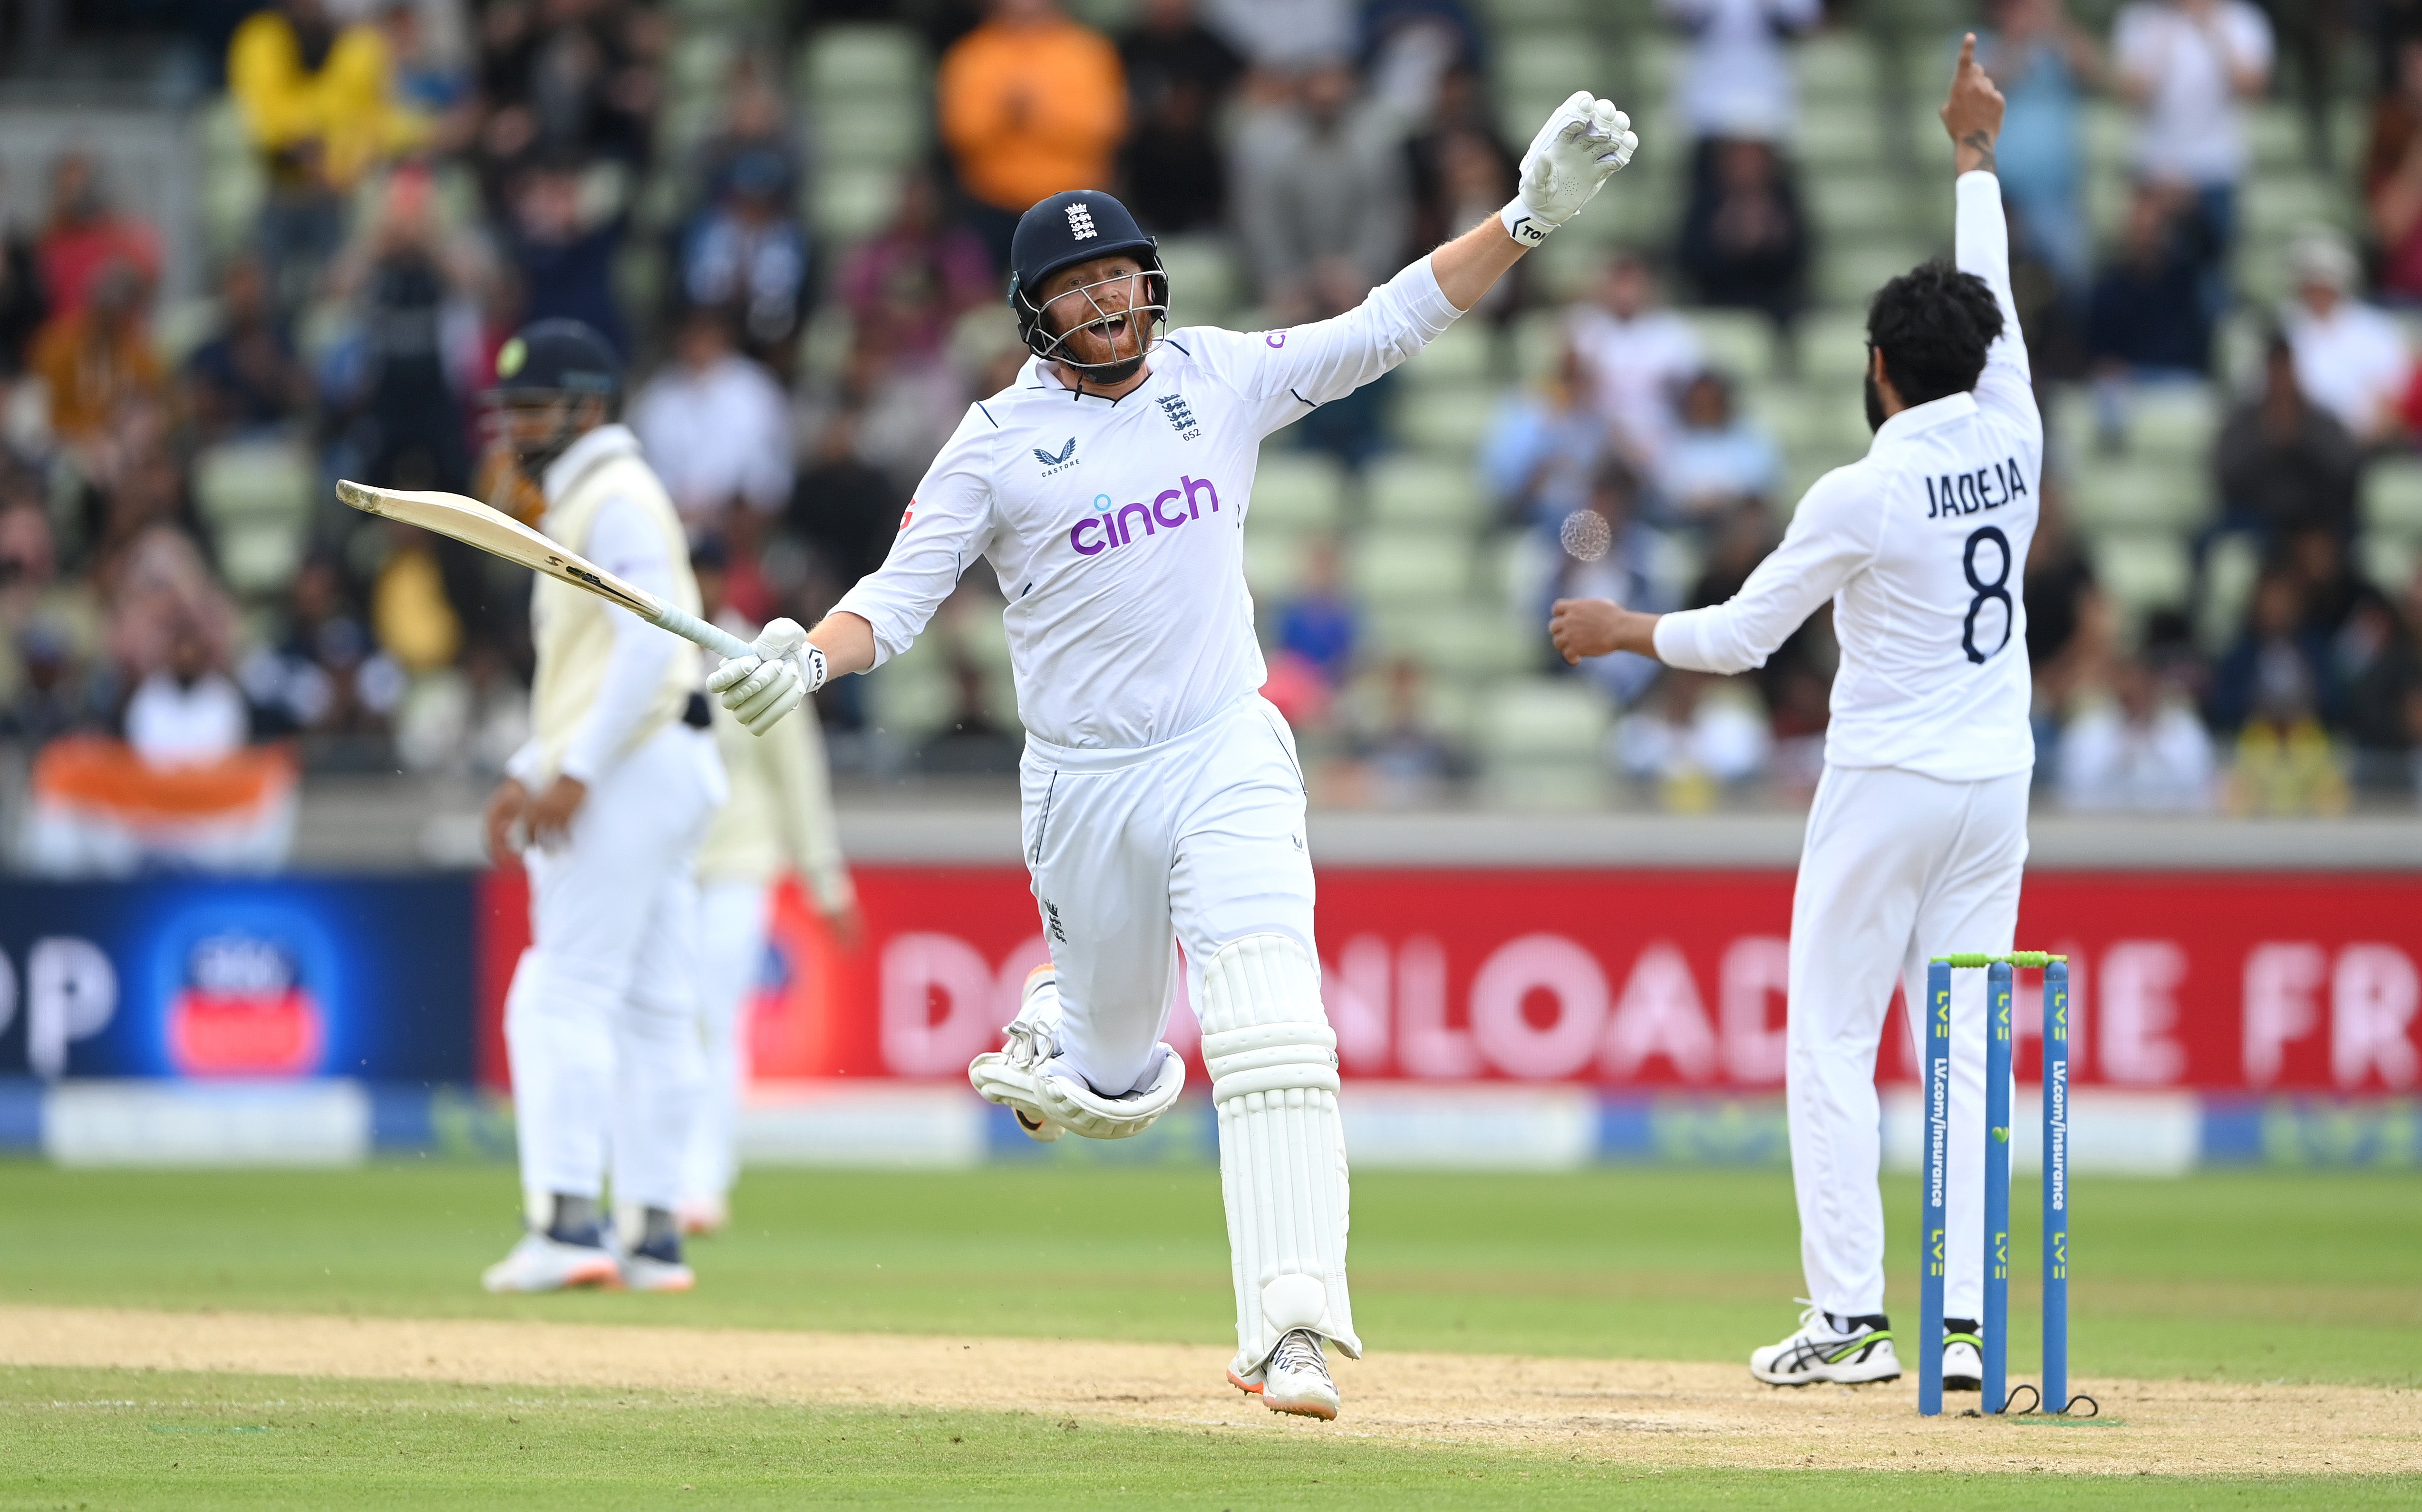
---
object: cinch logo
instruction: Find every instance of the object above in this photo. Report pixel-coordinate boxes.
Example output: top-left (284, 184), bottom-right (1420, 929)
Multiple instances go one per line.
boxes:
top-left (1066, 202), bottom-right (1097, 240)
top-left (1068, 474), bottom-right (1221, 557)
top-left (167, 932), bottom-right (324, 1076)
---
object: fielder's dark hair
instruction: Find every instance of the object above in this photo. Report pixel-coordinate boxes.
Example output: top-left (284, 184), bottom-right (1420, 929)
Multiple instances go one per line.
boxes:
top-left (1865, 260), bottom-right (2003, 407)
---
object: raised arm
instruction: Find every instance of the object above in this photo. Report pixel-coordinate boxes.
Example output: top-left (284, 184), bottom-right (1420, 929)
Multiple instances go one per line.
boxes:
top-left (1224, 93), bottom-right (1638, 429)
top-left (1943, 35), bottom-right (2034, 413)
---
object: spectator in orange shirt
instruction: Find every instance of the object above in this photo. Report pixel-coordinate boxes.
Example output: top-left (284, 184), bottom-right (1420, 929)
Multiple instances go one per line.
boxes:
top-left (29, 260), bottom-right (164, 449)
top-left (938, 0), bottom-right (1126, 271)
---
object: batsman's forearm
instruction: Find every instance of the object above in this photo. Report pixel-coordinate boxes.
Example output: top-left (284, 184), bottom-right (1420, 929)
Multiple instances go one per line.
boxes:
top-left (810, 611), bottom-right (879, 678)
top-left (1431, 215), bottom-right (1527, 312)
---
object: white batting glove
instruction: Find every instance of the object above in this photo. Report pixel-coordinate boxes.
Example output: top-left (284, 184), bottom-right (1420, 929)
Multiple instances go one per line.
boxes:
top-left (706, 617), bottom-right (828, 736)
top-left (1501, 90), bottom-right (1639, 247)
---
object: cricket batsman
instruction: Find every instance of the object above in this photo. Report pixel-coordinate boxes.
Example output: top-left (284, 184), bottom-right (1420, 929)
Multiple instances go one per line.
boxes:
top-left (703, 93), bottom-right (1640, 1418)
top-left (478, 319), bottom-right (727, 1294)
top-left (1551, 42), bottom-right (2036, 1392)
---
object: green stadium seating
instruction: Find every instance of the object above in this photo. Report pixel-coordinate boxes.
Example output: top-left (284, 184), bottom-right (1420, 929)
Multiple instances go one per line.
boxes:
top-left (1476, 678), bottom-right (1612, 807)
top-left (193, 438), bottom-right (316, 597)
top-left (1689, 310), bottom-right (1776, 384)
top-left (1367, 455), bottom-right (1489, 528)
top-left (2089, 532), bottom-right (2193, 619)
top-left (1249, 452), bottom-right (1347, 532)
top-left (2359, 533), bottom-right (2419, 595)
top-left (1243, 527), bottom-right (1316, 603)
top-left (2071, 454), bottom-right (2209, 531)
top-left (1394, 382), bottom-right (1503, 457)
top-left (1349, 531), bottom-right (1475, 604)
top-left (2197, 530), bottom-right (2262, 655)
top-left (2364, 458), bottom-right (2422, 535)
top-left (802, 25), bottom-right (925, 99)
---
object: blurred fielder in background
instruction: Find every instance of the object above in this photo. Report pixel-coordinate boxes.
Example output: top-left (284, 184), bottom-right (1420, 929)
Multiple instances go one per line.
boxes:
top-left (681, 540), bottom-right (860, 1239)
top-left (478, 319), bottom-right (727, 1295)
top-left (702, 91), bottom-right (1638, 1421)
top-left (1552, 40), bottom-right (2037, 1393)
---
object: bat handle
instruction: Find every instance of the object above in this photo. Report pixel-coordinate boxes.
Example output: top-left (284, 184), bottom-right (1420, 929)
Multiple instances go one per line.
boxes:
top-left (650, 605), bottom-right (756, 661)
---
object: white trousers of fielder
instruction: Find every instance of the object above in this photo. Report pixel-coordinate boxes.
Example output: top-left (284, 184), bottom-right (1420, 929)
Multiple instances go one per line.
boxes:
top-left (1788, 762), bottom-right (2028, 1324)
top-left (685, 877), bottom-right (771, 1205)
top-left (505, 722), bottom-right (723, 1216)
top-left (1021, 694), bottom-right (1358, 1375)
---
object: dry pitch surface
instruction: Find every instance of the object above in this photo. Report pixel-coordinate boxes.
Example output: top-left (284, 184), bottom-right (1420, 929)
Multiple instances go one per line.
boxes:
top-left (4, 1305), bottom-right (2414, 1477)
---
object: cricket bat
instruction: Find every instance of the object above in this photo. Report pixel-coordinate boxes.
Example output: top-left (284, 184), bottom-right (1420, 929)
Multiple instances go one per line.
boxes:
top-left (334, 479), bottom-right (756, 660)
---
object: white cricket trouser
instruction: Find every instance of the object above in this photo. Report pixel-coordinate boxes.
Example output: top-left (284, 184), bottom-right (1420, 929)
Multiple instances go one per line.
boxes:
top-left (1023, 694), bottom-right (1359, 1367)
top-left (506, 722), bottom-right (723, 1214)
top-left (1019, 695), bottom-right (1318, 1096)
top-left (685, 877), bottom-right (771, 1204)
top-left (1788, 762), bottom-right (2029, 1323)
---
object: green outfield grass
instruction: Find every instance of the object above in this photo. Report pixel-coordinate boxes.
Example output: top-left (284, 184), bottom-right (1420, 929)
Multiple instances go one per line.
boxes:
top-left (5, 1164), bottom-right (2416, 1506)
top-left (3, 1163), bottom-right (2418, 1387)
top-left (2, 1366), bottom-right (2414, 1512)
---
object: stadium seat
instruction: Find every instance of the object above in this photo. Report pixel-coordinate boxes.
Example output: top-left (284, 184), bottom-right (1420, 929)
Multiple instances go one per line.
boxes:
top-left (2246, 105), bottom-right (2304, 172)
top-left (1394, 382), bottom-right (1502, 456)
top-left (1405, 321), bottom-right (1493, 386)
top-left (1476, 677), bottom-right (1612, 807)
top-left (1367, 603), bottom-right (1537, 678)
top-left (1804, 174), bottom-right (1908, 242)
top-left (2072, 455), bottom-right (2209, 531)
top-left (2364, 457), bottom-right (2422, 535)
top-left (1797, 107), bottom-right (1887, 172)
top-left (801, 24), bottom-right (924, 98)
top-left (1243, 527), bottom-right (1315, 603)
top-left (1349, 530), bottom-right (1474, 604)
top-left (1158, 235), bottom-right (1239, 327)
top-left (2053, 383), bottom-right (2219, 463)
top-left (815, 99), bottom-right (924, 168)
top-left (812, 165), bottom-right (898, 240)
top-left (1795, 35), bottom-right (1880, 104)
top-left (1249, 452), bottom-right (1347, 532)
top-left (1688, 310), bottom-right (1775, 385)
top-left (1797, 309), bottom-right (1873, 382)
top-left (1493, 31), bottom-right (1603, 113)
top-left (2359, 533), bottom-right (2419, 595)
top-left (193, 438), bottom-right (316, 596)
top-left (1818, 237), bottom-right (1933, 309)
top-left (2089, 533), bottom-right (2193, 619)
top-left (1367, 454), bottom-right (1488, 528)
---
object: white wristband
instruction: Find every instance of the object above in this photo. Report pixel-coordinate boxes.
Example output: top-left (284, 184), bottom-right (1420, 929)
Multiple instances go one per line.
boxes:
top-left (1500, 198), bottom-right (1552, 248)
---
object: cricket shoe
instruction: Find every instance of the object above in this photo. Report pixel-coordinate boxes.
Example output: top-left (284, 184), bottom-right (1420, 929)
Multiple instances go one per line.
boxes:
top-left (677, 1196), bottom-right (729, 1238)
top-left (481, 1232), bottom-right (620, 1293)
top-left (969, 966), bottom-right (1066, 1142)
top-left (1229, 1329), bottom-right (1340, 1421)
top-left (1749, 1304), bottom-right (1902, 1386)
top-left (617, 1241), bottom-right (696, 1293)
top-left (1942, 1318), bottom-right (1983, 1392)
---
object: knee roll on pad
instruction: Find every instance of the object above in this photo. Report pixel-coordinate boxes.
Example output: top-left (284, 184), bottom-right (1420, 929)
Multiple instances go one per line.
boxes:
top-left (1198, 934), bottom-right (1360, 1373)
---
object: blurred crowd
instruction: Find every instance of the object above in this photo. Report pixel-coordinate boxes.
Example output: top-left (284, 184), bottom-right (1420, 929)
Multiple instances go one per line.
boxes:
top-left (0, 0), bottom-right (2416, 842)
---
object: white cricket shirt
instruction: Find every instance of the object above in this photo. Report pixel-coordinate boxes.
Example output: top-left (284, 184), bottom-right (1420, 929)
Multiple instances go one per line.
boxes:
top-left (1652, 173), bottom-right (2042, 783)
top-left (833, 255), bottom-right (1462, 750)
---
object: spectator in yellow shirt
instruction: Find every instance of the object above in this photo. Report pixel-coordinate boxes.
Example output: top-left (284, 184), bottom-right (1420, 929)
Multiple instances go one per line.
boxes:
top-left (938, 0), bottom-right (1125, 269)
top-left (229, 0), bottom-right (431, 311)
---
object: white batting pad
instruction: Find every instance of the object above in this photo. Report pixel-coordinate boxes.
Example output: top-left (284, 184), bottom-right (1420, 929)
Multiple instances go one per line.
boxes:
top-left (1199, 933), bottom-right (1360, 1375)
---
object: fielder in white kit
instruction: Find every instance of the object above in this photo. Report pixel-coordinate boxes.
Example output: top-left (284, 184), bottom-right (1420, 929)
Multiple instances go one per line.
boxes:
top-left (477, 320), bottom-right (727, 1295)
top-left (1551, 43), bottom-right (2034, 1392)
top-left (702, 94), bottom-right (1639, 1419)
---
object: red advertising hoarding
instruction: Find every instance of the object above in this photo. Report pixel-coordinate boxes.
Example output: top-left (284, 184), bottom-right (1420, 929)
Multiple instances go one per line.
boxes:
top-left (477, 867), bottom-right (2422, 1096)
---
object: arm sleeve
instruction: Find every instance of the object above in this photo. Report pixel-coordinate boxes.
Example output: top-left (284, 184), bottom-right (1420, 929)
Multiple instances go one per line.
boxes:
top-left (559, 493), bottom-right (681, 783)
top-left (770, 701), bottom-right (856, 912)
top-left (1197, 255), bottom-right (1464, 437)
top-left (1956, 171), bottom-right (2038, 435)
top-left (1650, 465), bottom-right (1879, 674)
top-left (828, 410), bottom-right (997, 668)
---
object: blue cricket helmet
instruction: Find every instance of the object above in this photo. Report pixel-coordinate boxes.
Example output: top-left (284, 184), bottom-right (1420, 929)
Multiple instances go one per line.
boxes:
top-left (1007, 190), bottom-right (1167, 373)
